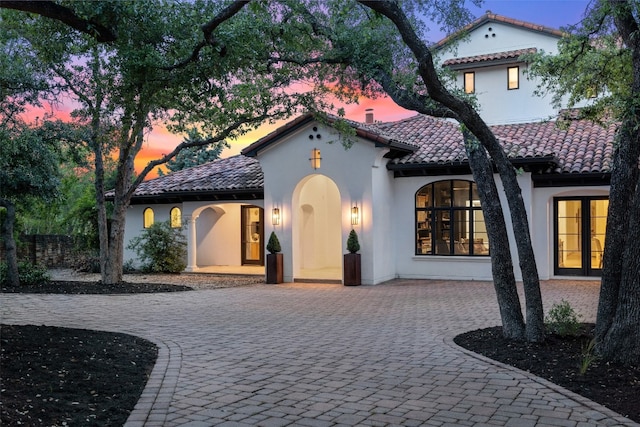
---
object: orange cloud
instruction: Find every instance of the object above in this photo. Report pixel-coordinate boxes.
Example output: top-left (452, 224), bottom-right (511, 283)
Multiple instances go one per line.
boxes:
top-left (23, 92), bottom-right (413, 179)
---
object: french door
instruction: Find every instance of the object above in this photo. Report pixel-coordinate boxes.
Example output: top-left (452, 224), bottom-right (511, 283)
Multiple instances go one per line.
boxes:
top-left (241, 206), bottom-right (264, 265)
top-left (554, 197), bottom-right (608, 276)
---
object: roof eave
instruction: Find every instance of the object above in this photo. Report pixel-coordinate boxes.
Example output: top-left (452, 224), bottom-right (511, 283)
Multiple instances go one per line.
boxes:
top-left (242, 114), bottom-right (315, 157)
top-left (532, 172), bottom-right (611, 188)
top-left (388, 155), bottom-right (559, 177)
top-left (444, 57), bottom-right (529, 70)
top-left (126, 189), bottom-right (264, 205)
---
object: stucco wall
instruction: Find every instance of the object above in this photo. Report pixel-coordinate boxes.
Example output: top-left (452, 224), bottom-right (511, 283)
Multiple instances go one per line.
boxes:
top-left (531, 186), bottom-right (609, 279)
top-left (437, 22), bottom-right (563, 125)
top-left (258, 121), bottom-right (387, 284)
top-left (123, 204), bottom-right (184, 266)
top-left (390, 171), bottom-right (538, 282)
top-left (438, 21), bottom-right (560, 60)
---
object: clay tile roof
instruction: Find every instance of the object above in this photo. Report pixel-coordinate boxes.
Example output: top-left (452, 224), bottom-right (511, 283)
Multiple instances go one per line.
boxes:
top-left (128, 113), bottom-right (616, 202)
top-left (241, 112), bottom-right (416, 157)
top-left (442, 47), bottom-right (537, 67)
top-left (377, 114), bottom-right (617, 174)
top-left (131, 155), bottom-right (262, 197)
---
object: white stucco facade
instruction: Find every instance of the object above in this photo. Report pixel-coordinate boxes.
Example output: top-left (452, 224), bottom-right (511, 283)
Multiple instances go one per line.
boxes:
top-left (122, 13), bottom-right (612, 285)
top-left (437, 19), bottom-right (564, 124)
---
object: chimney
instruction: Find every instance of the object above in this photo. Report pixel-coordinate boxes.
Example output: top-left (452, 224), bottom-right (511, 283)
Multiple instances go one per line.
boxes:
top-left (365, 108), bottom-right (374, 124)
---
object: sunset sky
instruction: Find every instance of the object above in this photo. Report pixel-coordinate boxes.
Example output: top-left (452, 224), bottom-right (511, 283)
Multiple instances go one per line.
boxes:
top-left (27, 0), bottom-right (592, 177)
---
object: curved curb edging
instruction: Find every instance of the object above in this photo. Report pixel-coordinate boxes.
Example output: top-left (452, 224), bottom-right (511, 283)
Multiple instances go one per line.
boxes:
top-left (444, 334), bottom-right (639, 427)
top-left (124, 338), bottom-right (182, 427)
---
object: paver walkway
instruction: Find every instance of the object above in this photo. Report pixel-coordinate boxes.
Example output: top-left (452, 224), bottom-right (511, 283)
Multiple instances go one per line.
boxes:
top-left (2, 279), bottom-right (637, 427)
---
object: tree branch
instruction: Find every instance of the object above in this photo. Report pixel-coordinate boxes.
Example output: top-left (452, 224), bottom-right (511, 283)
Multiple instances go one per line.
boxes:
top-left (1, 0), bottom-right (116, 42)
top-left (161, 0), bottom-right (250, 70)
top-left (127, 110), bottom-right (272, 198)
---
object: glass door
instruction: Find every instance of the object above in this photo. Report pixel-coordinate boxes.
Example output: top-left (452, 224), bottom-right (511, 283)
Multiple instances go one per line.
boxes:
top-left (555, 197), bottom-right (608, 276)
top-left (241, 206), bottom-right (264, 265)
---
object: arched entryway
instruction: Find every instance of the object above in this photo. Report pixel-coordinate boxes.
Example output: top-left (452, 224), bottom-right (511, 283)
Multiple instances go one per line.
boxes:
top-left (292, 174), bottom-right (342, 282)
top-left (184, 203), bottom-right (265, 274)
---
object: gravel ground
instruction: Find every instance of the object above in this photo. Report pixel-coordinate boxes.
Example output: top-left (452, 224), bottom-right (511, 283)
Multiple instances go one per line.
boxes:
top-left (48, 269), bottom-right (265, 290)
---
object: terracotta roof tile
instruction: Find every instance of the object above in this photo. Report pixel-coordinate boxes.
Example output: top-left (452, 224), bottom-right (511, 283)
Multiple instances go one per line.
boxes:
top-left (442, 48), bottom-right (537, 67)
top-left (132, 155), bottom-right (262, 197)
top-left (377, 115), bottom-right (616, 174)
top-left (131, 114), bottom-right (616, 201)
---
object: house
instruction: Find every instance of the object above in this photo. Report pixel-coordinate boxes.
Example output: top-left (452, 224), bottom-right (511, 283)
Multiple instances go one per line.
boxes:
top-left (122, 12), bottom-right (614, 284)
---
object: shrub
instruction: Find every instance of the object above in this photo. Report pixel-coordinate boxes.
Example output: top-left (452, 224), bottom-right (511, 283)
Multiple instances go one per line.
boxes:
top-left (71, 253), bottom-right (101, 273)
top-left (266, 231), bottom-right (281, 254)
top-left (347, 229), bottom-right (360, 253)
top-left (0, 261), bottom-right (51, 287)
top-left (127, 220), bottom-right (187, 273)
top-left (545, 299), bottom-right (582, 336)
top-left (123, 259), bottom-right (138, 273)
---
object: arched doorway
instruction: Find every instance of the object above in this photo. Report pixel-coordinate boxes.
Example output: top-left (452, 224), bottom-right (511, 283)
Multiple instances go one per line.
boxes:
top-left (292, 175), bottom-right (342, 282)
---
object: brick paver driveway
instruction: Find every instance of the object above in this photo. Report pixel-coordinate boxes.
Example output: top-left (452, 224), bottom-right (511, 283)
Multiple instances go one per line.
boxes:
top-left (2, 279), bottom-right (636, 426)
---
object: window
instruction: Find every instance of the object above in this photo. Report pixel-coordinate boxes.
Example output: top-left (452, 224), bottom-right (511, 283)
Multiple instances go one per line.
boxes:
top-left (507, 66), bottom-right (519, 90)
top-left (463, 72), bottom-right (475, 94)
top-left (170, 207), bottom-right (182, 228)
top-left (555, 197), bottom-right (608, 276)
top-left (415, 180), bottom-right (489, 256)
top-left (143, 208), bottom-right (154, 228)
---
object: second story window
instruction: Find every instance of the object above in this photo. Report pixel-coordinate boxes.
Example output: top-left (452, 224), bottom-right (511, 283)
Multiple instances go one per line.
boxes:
top-left (464, 72), bottom-right (475, 94)
top-left (508, 66), bottom-right (519, 90)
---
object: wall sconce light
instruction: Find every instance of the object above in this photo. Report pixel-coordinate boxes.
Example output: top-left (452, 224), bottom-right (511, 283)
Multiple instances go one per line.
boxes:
top-left (351, 206), bottom-right (359, 225)
top-left (272, 207), bottom-right (280, 225)
top-left (310, 148), bottom-right (321, 169)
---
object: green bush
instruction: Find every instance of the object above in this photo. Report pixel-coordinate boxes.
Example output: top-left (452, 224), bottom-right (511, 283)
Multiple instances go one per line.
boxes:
top-left (347, 229), bottom-right (360, 253)
top-left (266, 231), bottom-right (281, 254)
top-left (0, 261), bottom-right (51, 287)
top-left (545, 299), bottom-right (582, 336)
top-left (127, 220), bottom-right (187, 273)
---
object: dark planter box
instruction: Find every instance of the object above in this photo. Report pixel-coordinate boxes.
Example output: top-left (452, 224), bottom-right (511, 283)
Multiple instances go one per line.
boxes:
top-left (343, 253), bottom-right (361, 286)
top-left (266, 253), bottom-right (283, 284)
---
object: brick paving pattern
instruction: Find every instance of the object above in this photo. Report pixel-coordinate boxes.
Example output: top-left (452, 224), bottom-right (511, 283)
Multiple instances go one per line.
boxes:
top-left (2, 278), bottom-right (637, 426)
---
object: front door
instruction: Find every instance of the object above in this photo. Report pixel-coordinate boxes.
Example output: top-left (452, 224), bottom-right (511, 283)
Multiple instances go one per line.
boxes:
top-left (554, 197), bottom-right (608, 276)
top-left (241, 206), bottom-right (264, 265)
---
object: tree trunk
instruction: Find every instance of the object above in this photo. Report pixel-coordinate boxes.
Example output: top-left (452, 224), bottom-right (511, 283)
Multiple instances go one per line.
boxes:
top-left (0, 199), bottom-right (19, 287)
top-left (595, 0), bottom-right (640, 363)
top-left (359, 0), bottom-right (545, 342)
top-left (465, 120), bottom-right (545, 342)
top-left (599, 181), bottom-right (640, 364)
top-left (596, 116), bottom-right (640, 342)
top-left (464, 132), bottom-right (526, 339)
top-left (103, 202), bottom-right (127, 284)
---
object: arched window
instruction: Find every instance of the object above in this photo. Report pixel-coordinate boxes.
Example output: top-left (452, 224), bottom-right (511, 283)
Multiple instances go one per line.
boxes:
top-left (415, 180), bottom-right (489, 256)
top-left (143, 208), bottom-right (154, 229)
top-left (170, 207), bottom-right (182, 228)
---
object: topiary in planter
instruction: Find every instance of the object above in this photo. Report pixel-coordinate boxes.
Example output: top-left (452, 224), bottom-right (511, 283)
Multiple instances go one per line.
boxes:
top-left (266, 231), bottom-right (281, 254)
top-left (344, 230), bottom-right (361, 286)
top-left (346, 229), bottom-right (360, 254)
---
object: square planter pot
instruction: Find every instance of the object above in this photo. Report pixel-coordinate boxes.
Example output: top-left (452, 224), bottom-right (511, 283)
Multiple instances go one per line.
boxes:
top-left (266, 253), bottom-right (283, 284)
top-left (343, 253), bottom-right (361, 286)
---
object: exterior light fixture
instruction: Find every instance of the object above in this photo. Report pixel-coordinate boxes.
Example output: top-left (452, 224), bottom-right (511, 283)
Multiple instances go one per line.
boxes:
top-left (310, 148), bottom-right (321, 169)
top-left (272, 207), bottom-right (280, 225)
top-left (351, 206), bottom-right (359, 225)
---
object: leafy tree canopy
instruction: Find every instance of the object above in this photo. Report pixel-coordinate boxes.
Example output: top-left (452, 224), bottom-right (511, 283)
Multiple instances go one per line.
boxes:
top-left (158, 129), bottom-right (228, 176)
top-left (526, 1), bottom-right (633, 122)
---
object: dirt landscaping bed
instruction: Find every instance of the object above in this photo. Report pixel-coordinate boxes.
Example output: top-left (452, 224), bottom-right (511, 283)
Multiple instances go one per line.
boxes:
top-left (2, 276), bottom-right (638, 425)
